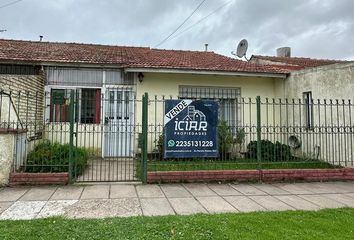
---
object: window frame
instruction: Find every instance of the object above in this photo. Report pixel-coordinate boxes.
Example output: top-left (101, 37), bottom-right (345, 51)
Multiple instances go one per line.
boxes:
top-left (46, 85), bottom-right (102, 124)
top-left (303, 91), bottom-right (314, 130)
top-left (178, 85), bottom-right (241, 128)
top-left (80, 88), bottom-right (101, 124)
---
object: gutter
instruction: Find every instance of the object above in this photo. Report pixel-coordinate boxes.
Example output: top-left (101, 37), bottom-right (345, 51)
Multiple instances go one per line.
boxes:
top-left (0, 60), bottom-right (287, 78)
top-left (124, 68), bottom-right (287, 79)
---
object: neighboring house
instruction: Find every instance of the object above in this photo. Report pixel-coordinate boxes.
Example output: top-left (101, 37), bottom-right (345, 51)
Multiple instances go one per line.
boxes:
top-left (251, 47), bottom-right (354, 167)
top-left (250, 47), bottom-right (354, 101)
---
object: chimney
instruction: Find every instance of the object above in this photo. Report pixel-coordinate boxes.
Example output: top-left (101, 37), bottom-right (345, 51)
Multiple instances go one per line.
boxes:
top-left (276, 47), bottom-right (291, 57)
top-left (204, 43), bottom-right (208, 52)
top-left (39, 35), bottom-right (43, 41)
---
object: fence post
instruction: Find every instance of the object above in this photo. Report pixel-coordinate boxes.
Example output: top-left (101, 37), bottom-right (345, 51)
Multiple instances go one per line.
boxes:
top-left (68, 90), bottom-right (75, 182)
top-left (141, 92), bottom-right (148, 184)
top-left (256, 96), bottom-right (262, 175)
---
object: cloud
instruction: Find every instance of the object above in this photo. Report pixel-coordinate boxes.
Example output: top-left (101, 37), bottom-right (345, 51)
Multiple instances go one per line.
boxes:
top-left (0, 0), bottom-right (353, 59)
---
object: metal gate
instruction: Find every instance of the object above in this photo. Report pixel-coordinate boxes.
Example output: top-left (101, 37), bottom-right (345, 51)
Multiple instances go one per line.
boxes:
top-left (72, 87), bottom-right (140, 182)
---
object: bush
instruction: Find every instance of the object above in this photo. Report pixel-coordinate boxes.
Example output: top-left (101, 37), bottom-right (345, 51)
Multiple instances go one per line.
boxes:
top-left (247, 140), bottom-right (292, 161)
top-left (218, 120), bottom-right (234, 158)
top-left (26, 141), bottom-right (89, 175)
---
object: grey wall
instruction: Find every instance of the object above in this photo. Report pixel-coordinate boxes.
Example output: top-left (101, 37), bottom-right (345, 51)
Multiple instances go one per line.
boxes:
top-left (284, 62), bottom-right (354, 100)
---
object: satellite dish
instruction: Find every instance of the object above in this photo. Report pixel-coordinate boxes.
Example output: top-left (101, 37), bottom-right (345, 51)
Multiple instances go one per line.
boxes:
top-left (231, 39), bottom-right (249, 60)
top-left (236, 39), bottom-right (248, 58)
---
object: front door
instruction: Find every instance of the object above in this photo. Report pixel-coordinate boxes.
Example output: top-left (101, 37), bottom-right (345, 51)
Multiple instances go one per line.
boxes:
top-left (104, 87), bottom-right (134, 157)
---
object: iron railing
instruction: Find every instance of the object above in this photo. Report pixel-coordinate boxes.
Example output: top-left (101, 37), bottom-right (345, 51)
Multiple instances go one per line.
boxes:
top-left (1, 88), bottom-right (353, 183)
top-left (144, 95), bottom-right (354, 174)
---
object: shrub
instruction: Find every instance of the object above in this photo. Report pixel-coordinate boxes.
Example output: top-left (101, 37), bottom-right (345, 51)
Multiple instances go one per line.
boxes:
top-left (151, 130), bottom-right (164, 160)
top-left (247, 140), bottom-right (292, 161)
top-left (218, 120), bottom-right (234, 158)
top-left (26, 141), bottom-right (89, 175)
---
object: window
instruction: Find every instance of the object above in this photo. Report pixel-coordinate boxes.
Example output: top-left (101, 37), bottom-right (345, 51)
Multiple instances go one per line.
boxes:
top-left (50, 89), bottom-right (70, 122)
top-left (81, 89), bottom-right (101, 124)
top-left (179, 86), bottom-right (241, 128)
top-left (303, 91), bottom-right (313, 129)
top-left (49, 88), bottom-right (101, 124)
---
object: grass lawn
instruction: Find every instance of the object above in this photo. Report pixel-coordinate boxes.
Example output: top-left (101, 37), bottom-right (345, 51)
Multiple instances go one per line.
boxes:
top-left (1, 208), bottom-right (354, 240)
top-left (146, 159), bottom-right (337, 172)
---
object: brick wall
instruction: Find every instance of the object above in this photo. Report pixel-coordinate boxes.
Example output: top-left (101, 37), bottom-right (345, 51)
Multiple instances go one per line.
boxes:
top-left (9, 172), bottom-right (69, 186)
top-left (0, 73), bottom-right (45, 138)
top-left (147, 168), bottom-right (354, 183)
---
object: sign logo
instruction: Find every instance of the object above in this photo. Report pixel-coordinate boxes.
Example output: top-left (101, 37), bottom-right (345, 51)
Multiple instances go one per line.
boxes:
top-left (164, 100), bottom-right (218, 158)
top-left (168, 140), bottom-right (175, 147)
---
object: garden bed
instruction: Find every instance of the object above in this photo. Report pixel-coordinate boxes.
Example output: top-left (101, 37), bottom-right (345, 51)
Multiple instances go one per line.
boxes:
top-left (147, 159), bottom-right (336, 172)
top-left (147, 168), bottom-right (354, 183)
top-left (143, 158), bottom-right (350, 183)
top-left (10, 141), bottom-right (89, 185)
top-left (9, 172), bottom-right (69, 186)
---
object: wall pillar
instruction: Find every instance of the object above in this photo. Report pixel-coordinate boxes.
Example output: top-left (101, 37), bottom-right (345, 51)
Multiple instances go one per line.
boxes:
top-left (0, 131), bottom-right (15, 186)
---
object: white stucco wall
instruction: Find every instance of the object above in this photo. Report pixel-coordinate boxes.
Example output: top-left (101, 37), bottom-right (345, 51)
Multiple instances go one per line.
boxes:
top-left (279, 63), bottom-right (354, 166)
top-left (284, 62), bottom-right (354, 100)
top-left (0, 134), bottom-right (14, 186)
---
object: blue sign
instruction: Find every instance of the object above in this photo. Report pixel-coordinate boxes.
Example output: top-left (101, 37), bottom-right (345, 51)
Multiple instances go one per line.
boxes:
top-left (164, 99), bottom-right (218, 158)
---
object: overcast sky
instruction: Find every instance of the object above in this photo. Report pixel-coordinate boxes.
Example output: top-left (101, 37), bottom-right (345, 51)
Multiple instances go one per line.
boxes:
top-left (0, 0), bottom-right (353, 59)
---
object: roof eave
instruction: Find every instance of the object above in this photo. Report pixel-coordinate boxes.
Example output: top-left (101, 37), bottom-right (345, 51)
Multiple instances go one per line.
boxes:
top-left (124, 67), bottom-right (287, 79)
top-left (0, 59), bottom-right (123, 69)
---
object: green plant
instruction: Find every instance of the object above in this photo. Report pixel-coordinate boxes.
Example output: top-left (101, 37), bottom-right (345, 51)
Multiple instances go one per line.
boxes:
top-left (153, 130), bottom-right (164, 159)
top-left (26, 141), bottom-right (89, 175)
top-left (247, 140), bottom-right (292, 161)
top-left (234, 128), bottom-right (245, 145)
top-left (218, 120), bottom-right (234, 158)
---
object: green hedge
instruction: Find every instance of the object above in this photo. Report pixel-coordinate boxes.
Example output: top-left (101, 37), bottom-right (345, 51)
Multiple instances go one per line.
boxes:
top-left (26, 141), bottom-right (89, 175)
top-left (247, 140), bottom-right (292, 161)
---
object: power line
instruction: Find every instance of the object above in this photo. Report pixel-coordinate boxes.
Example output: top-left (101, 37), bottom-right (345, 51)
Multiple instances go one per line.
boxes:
top-left (155, 0), bottom-right (207, 48)
top-left (0, 0), bottom-right (24, 9)
top-left (167, 0), bottom-right (234, 43)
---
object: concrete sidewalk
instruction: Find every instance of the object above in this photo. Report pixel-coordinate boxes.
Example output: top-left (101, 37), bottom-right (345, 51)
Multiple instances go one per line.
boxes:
top-left (0, 182), bottom-right (354, 220)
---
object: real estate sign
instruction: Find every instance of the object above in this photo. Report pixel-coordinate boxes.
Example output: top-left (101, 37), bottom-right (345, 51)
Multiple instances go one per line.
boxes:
top-left (164, 99), bottom-right (218, 158)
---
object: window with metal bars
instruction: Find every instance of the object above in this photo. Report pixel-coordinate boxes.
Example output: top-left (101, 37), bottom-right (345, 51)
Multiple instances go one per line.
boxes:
top-left (178, 86), bottom-right (241, 128)
top-left (303, 91), bottom-right (314, 130)
top-left (49, 88), bottom-right (101, 123)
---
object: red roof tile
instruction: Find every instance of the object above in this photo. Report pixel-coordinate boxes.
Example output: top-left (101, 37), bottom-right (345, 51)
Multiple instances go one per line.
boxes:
top-left (251, 55), bottom-right (345, 69)
top-left (0, 39), bottom-right (289, 75)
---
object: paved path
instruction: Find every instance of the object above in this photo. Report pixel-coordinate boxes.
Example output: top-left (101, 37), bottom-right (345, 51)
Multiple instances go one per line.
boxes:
top-left (0, 182), bottom-right (354, 220)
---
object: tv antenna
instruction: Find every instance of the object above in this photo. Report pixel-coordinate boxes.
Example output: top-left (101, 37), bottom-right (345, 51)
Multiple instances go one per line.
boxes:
top-left (232, 39), bottom-right (249, 61)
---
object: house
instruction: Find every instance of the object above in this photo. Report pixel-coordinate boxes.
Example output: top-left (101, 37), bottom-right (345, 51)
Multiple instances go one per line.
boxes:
top-left (0, 39), bottom-right (290, 149)
top-left (0, 39), bottom-right (353, 184)
top-left (250, 47), bottom-right (354, 101)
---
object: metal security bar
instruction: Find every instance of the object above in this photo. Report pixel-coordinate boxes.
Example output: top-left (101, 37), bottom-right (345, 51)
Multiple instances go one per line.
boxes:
top-left (1, 88), bottom-right (140, 182)
top-left (144, 94), bottom-right (354, 173)
top-left (1, 87), bottom-right (353, 183)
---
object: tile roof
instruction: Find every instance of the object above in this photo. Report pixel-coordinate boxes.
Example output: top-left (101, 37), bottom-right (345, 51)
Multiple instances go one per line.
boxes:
top-left (251, 55), bottom-right (345, 69)
top-left (0, 39), bottom-right (290, 75)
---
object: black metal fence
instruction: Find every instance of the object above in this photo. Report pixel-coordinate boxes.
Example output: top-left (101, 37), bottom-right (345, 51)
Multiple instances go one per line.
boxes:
top-left (144, 95), bottom-right (354, 176)
top-left (1, 88), bottom-right (140, 182)
top-left (1, 87), bottom-right (353, 183)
